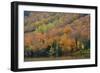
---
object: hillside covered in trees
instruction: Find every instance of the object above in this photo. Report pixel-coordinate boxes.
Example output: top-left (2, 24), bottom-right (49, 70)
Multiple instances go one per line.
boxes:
top-left (24, 11), bottom-right (90, 61)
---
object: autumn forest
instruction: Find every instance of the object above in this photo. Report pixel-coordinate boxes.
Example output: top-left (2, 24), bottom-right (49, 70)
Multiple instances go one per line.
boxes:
top-left (24, 11), bottom-right (90, 61)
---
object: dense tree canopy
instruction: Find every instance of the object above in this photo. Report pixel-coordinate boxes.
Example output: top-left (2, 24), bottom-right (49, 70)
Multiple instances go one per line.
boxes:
top-left (24, 11), bottom-right (90, 61)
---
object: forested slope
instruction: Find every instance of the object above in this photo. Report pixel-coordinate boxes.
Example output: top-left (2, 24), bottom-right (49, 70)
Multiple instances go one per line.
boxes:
top-left (24, 11), bottom-right (90, 61)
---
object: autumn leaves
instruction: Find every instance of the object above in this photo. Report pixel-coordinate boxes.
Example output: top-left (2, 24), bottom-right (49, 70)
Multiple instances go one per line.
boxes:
top-left (24, 12), bottom-right (90, 61)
